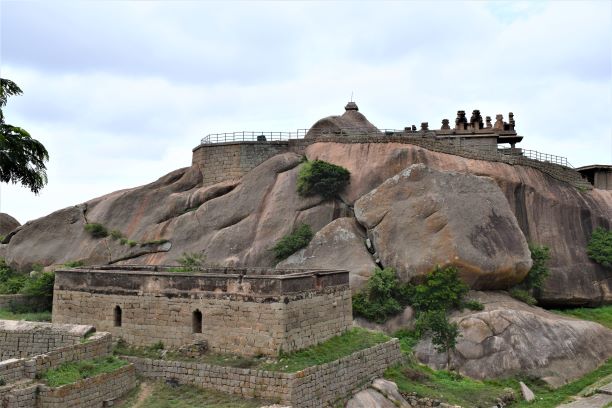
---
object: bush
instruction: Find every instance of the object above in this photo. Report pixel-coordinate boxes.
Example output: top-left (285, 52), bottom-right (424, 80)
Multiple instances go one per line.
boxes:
top-left (587, 227), bottom-right (612, 268)
top-left (109, 229), bottom-right (124, 240)
top-left (352, 267), bottom-right (412, 323)
top-left (509, 243), bottom-right (550, 305)
top-left (462, 299), bottom-right (484, 311)
top-left (509, 288), bottom-right (536, 306)
top-left (296, 160), bottom-right (350, 199)
top-left (170, 252), bottom-right (206, 272)
top-left (0, 258), bottom-right (26, 294)
top-left (415, 309), bottom-right (461, 355)
top-left (20, 271), bottom-right (54, 300)
top-left (84, 223), bottom-right (108, 238)
top-left (410, 266), bottom-right (469, 313)
top-left (272, 224), bottom-right (313, 261)
top-left (524, 243), bottom-right (550, 290)
top-left (63, 260), bottom-right (84, 268)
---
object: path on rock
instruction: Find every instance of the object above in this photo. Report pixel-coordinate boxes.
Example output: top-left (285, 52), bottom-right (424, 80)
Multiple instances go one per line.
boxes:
top-left (556, 381), bottom-right (612, 408)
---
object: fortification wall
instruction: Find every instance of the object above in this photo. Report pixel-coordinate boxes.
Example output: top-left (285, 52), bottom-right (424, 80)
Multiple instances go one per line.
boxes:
top-left (53, 267), bottom-right (352, 356)
top-left (124, 338), bottom-right (403, 408)
top-left (38, 364), bottom-right (135, 408)
top-left (0, 320), bottom-right (95, 360)
top-left (192, 141), bottom-right (291, 186)
top-left (191, 135), bottom-right (589, 190)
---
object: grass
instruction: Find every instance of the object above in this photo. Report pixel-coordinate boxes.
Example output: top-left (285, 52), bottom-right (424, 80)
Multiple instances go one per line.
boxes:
top-left (119, 381), bottom-right (267, 408)
top-left (43, 356), bottom-right (129, 387)
top-left (116, 328), bottom-right (389, 373)
top-left (261, 327), bottom-right (389, 372)
top-left (0, 308), bottom-right (51, 321)
top-left (388, 329), bottom-right (612, 408)
top-left (552, 305), bottom-right (612, 329)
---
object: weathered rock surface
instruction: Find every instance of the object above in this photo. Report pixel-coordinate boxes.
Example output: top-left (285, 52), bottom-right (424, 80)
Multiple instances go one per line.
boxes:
top-left (519, 382), bottom-right (535, 402)
top-left (346, 388), bottom-right (404, 408)
top-left (415, 291), bottom-right (612, 385)
top-left (354, 306), bottom-right (415, 334)
top-left (277, 217), bottom-right (376, 291)
top-left (305, 107), bottom-right (378, 139)
top-left (306, 142), bottom-right (612, 305)
top-left (2, 153), bottom-right (342, 270)
top-left (0, 213), bottom-right (19, 237)
top-left (354, 164), bottom-right (532, 289)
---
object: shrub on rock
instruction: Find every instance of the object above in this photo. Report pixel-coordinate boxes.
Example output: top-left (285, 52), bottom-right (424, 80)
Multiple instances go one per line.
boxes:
top-left (297, 159), bottom-right (350, 199)
top-left (587, 227), bottom-right (612, 268)
top-left (272, 224), bottom-right (313, 261)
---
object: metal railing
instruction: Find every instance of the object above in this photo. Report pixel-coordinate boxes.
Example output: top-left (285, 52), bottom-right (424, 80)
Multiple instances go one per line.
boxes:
top-left (498, 148), bottom-right (572, 168)
top-left (199, 128), bottom-right (573, 168)
top-left (200, 128), bottom-right (406, 144)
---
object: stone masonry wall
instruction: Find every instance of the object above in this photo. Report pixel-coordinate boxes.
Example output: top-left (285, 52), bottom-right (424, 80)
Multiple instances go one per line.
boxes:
top-left (191, 136), bottom-right (589, 190)
top-left (53, 287), bottom-right (351, 357)
top-left (192, 141), bottom-right (290, 186)
top-left (0, 331), bottom-right (112, 385)
top-left (0, 294), bottom-right (47, 310)
top-left (53, 268), bottom-right (352, 357)
top-left (0, 320), bottom-right (95, 360)
top-left (38, 364), bottom-right (136, 408)
top-left (124, 338), bottom-right (403, 408)
top-left (291, 340), bottom-right (403, 408)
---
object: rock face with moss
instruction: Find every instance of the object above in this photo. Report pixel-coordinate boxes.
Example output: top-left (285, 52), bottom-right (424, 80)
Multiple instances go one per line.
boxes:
top-left (415, 291), bottom-right (612, 387)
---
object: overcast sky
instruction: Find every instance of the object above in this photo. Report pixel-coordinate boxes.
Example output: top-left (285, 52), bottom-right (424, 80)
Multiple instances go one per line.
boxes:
top-left (1, 0), bottom-right (611, 224)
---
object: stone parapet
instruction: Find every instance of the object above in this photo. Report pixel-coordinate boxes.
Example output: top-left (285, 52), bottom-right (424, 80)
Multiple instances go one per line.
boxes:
top-left (124, 338), bottom-right (403, 408)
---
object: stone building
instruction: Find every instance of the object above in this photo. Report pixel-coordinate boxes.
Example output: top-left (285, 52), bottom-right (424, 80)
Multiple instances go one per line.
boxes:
top-left (52, 265), bottom-right (352, 357)
top-left (576, 165), bottom-right (612, 190)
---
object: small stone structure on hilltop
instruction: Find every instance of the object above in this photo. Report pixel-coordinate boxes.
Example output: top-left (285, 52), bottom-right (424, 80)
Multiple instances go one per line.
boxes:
top-left (53, 265), bottom-right (352, 356)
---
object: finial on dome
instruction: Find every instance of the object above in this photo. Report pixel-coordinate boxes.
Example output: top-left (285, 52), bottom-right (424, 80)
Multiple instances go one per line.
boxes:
top-left (345, 101), bottom-right (359, 111)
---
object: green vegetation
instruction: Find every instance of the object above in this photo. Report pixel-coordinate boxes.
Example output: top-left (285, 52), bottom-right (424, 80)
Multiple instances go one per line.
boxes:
top-left (262, 327), bottom-right (389, 372)
top-left (387, 332), bottom-right (612, 408)
top-left (142, 239), bottom-right (169, 246)
top-left (84, 222), bottom-right (109, 238)
top-left (42, 356), bottom-right (128, 387)
top-left (0, 258), bottom-right (54, 309)
top-left (587, 227), bottom-right (612, 268)
top-left (168, 252), bottom-right (206, 272)
top-left (119, 381), bottom-right (266, 408)
top-left (410, 266), bottom-right (469, 313)
top-left (271, 223), bottom-right (313, 261)
top-left (553, 305), bottom-right (612, 329)
top-left (296, 159), bottom-right (350, 199)
top-left (352, 267), bottom-right (411, 323)
top-left (509, 243), bottom-right (550, 305)
top-left (116, 328), bottom-right (388, 373)
top-left (63, 260), bottom-right (84, 268)
top-left (1, 77), bottom-right (49, 194)
top-left (110, 229), bottom-right (124, 240)
top-left (0, 308), bottom-right (51, 321)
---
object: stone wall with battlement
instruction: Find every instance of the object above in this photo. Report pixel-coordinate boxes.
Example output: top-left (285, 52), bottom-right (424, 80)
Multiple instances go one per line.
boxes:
top-left (52, 266), bottom-right (352, 356)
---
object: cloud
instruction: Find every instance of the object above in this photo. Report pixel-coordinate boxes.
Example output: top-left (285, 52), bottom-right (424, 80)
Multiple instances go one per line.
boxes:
top-left (0, 0), bottom-right (610, 223)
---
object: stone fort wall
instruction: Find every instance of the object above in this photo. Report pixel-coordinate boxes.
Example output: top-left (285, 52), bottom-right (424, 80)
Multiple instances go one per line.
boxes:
top-left (53, 266), bottom-right (352, 356)
top-left (191, 135), bottom-right (590, 190)
top-left (124, 338), bottom-right (403, 408)
top-left (0, 320), bottom-right (95, 360)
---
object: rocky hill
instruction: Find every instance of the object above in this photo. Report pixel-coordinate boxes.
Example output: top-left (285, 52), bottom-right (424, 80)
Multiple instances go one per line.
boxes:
top-left (1, 107), bottom-right (611, 385)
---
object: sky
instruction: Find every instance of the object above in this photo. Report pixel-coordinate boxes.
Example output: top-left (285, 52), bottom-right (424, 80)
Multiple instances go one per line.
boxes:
top-left (0, 0), bottom-right (611, 224)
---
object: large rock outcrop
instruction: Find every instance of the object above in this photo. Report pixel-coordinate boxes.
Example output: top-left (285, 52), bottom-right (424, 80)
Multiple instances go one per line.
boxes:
top-left (354, 164), bottom-right (532, 289)
top-left (0, 213), bottom-right (20, 237)
top-left (277, 217), bottom-right (376, 290)
top-left (415, 291), bottom-right (612, 386)
top-left (306, 142), bottom-right (612, 305)
top-left (1, 153), bottom-right (345, 270)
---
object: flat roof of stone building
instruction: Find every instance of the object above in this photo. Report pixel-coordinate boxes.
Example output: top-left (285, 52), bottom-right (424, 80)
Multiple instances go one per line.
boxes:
top-left (54, 265), bottom-right (350, 298)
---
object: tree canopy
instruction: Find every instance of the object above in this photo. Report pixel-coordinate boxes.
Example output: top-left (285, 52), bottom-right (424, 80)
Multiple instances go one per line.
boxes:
top-left (0, 78), bottom-right (49, 194)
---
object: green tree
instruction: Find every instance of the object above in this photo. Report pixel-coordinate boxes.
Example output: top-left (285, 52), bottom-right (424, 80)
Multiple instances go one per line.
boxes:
top-left (415, 310), bottom-right (461, 370)
top-left (587, 227), bottom-right (612, 268)
top-left (0, 78), bottom-right (49, 193)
